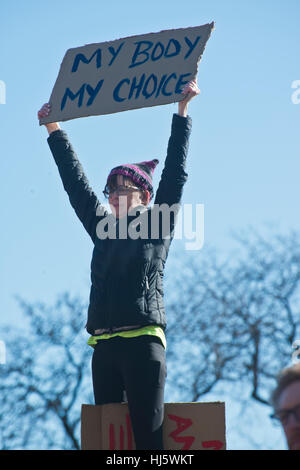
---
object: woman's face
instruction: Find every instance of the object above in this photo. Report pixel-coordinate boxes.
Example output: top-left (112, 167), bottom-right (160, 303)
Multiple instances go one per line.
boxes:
top-left (108, 175), bottom-right (149, 218)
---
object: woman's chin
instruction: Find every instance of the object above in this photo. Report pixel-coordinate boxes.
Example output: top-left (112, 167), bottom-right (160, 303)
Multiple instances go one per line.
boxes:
top-left (111, 206), bottom-right (127, 219)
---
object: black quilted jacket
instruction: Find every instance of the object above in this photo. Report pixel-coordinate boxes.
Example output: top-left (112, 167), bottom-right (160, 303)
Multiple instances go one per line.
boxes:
top-left (47, 113), bottom-right (192, 335)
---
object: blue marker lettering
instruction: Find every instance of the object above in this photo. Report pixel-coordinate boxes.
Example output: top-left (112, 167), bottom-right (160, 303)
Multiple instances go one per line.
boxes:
top-left (108, 42), bottom-right (125, 66)
top-left (151, 42), bottom-right (164, 61)
top-left (184, 36), bottom-right (201, 59)
top-left (71, 49), bottom-right (102, 73)
top-left (142, 74), bottom-right (158, 99)
top-left (61, 84), bottom-right (86, 110)
top-left (162, 73), bottom-right (177, 96)
top-left (129, 74), bottom-right (146, 99)
top-left (164, 39), bottom-right (181, 58)
top-left (86, 80), bottom-right (104, 106)
top-left (129, 40), bottom-right (153, 68)
top-left (155, 74), bottom-right (168, 98)
top-left (175, 73), bottom-right (191, 94)
top-left (113, 78), bottom-right (130, 102)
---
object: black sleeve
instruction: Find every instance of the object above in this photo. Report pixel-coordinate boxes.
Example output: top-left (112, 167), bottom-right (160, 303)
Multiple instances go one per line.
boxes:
top-left (154, 113), bottom-right (192, 208)
top-left (47, 129), bottom-right (108, 244)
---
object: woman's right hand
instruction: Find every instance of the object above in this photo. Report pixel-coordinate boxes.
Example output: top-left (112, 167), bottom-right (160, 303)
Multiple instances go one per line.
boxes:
top-left (38, 103), bottom-right (61, 135)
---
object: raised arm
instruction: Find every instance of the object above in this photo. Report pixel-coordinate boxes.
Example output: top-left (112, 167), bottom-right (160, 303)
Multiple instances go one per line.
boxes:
top-left (154, 80), bottom-right (200, 208)
top-left (38, 103), bottom-right (108, 243)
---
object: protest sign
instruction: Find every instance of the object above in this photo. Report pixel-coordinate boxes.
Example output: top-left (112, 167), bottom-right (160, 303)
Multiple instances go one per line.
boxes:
top-left (40, 23), bottom-right (214, 124)
top-left (81, 402), bottom-right (226, 450)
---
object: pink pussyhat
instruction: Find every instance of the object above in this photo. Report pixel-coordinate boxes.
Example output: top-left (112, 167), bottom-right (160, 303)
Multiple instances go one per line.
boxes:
top-left (105, 159), bottom-right (159, 201)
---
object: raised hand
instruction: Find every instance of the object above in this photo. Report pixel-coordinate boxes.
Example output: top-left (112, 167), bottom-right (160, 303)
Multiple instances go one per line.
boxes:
top-left (38, 103), bottom-right (61, 135)
top-left (178, 79), bottom-right (200, 117)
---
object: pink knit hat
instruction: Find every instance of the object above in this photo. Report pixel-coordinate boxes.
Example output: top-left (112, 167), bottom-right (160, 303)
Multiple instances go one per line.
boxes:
top-left (105, 159), bottom-right (159, 201)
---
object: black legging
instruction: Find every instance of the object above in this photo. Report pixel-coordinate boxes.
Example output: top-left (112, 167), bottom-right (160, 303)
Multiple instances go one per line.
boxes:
top-left (91, 334), bottom-right (166, 450)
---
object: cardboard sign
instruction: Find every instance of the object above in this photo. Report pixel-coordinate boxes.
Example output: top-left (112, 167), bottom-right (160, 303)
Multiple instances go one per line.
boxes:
top-left (40, 23), bottom-right (214, 124)
top-left (81, 402), bottom-right (226, 450)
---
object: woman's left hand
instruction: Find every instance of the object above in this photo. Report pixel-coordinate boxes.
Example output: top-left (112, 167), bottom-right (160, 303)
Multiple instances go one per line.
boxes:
top-left (178, 79), bottom-right (200, 117)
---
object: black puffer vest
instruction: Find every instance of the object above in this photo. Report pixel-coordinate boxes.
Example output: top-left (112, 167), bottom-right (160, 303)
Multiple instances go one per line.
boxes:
top-left (47, 113), bottom-right (192, 335)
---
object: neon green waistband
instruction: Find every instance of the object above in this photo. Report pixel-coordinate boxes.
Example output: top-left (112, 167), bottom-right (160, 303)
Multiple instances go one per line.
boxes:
top-left (87, 325), bottom-right (166, 349)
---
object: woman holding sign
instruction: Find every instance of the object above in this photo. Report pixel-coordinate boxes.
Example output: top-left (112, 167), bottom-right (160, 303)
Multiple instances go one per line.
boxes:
top-left (38, 79), bottom-right (200, 450)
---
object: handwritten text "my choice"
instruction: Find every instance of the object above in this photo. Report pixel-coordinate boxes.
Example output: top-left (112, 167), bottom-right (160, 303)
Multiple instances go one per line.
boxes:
top-left (60, 35), bottom-right (201, 110)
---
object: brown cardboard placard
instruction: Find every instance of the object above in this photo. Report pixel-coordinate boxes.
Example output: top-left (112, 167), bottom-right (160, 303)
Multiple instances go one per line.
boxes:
top-left (40, 23), bottom-right (214, 124)
top-left (81, 402), bottom-right (226, 450)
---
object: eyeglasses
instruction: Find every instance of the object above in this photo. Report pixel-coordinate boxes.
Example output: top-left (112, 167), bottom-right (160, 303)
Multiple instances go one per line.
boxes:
top-left (270, 403), bottom-right (300, 426)
top-left (103, 185), bottom-right (141, 199)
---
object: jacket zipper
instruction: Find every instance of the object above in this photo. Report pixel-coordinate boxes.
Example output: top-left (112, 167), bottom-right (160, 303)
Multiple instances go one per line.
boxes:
top-left (144, 274), bottom-right (150, 313)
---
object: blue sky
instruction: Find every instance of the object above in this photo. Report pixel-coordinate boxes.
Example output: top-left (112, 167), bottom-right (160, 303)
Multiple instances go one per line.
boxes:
top-left (1, 0), bottom-right (299, 449)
